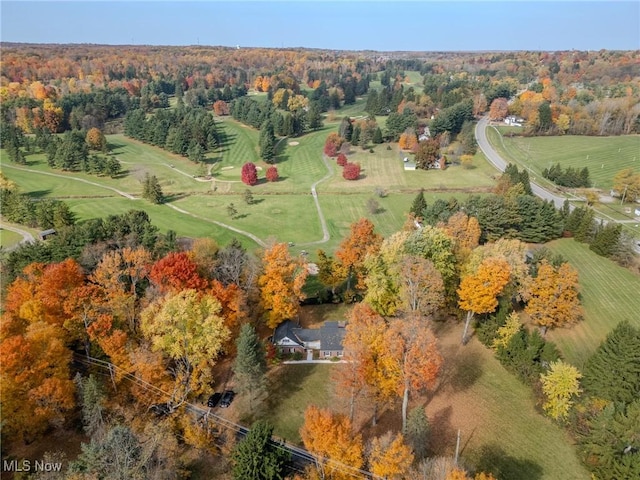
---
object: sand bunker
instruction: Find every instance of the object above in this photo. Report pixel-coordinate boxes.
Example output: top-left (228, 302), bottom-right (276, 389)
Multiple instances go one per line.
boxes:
top-left (288, 141), bottom-right (300, 146)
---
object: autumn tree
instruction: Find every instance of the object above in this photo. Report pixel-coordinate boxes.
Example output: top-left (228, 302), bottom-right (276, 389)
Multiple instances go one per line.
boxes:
top-left (440, 211), bottom-right (481, 263)
top-left (340, 303), bottom-right (389, 423)
top-left (384, 317), bottom-right (443, 431)
top-left (335, 218), bottom-right (382, 292)
top-left (259, 242), bottom-right (308, 329)
top-left (399, 255), bottom-right (445, 317)
top-left (336, 153), bottom-right (348, 166)
top-left (414, 138), bottom-right (440, 170)
top-left (150, 251), bottom-right (208, 294)
top-left (489, 98), bottom-right (509, 120)
top-left (613, 167), bottom-right (640, 203)
top-left (342, 162), bottom-right (361, 180)
top-left (367, 432), bottom-right (414, 480)
top-left (233, 323), bottom-right (267, 412)
top-left (399, 130), bottom-right (418, 151)
top-left (86, 127), bottom-right (107, 152)
top-left (241, 162), bottom-right (259, 186)
top-left (300, 405), bottom-right (364, 480)
top-left (265, 165), bottom-right (279, 182)
top-left (525, 261), bottom-right (582, 333)
top-left (140, 289), bottom-right (230, 398)
top-left (323, 132), bottom-right (343, 157)
top-left (540, 360), bottom-right (582, 421)
top-left (316, 249), bottom-right (347, 297)
top-left (457, 257), bottom-right (511, 344)
top-left (0, 321), bottom-right (75, 443)
top-left (213, 100), bottom-right (230, 116)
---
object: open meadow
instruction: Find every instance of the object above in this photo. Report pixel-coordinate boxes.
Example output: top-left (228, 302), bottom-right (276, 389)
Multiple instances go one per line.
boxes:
top-left (544, 238), bottom-right (640, 367)
top-left (489, 127), bottom-right (640, 191)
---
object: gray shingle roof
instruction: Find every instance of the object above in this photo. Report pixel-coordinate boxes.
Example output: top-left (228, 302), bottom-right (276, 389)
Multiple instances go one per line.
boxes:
top-left (320, 321), bottom-right (345, 351)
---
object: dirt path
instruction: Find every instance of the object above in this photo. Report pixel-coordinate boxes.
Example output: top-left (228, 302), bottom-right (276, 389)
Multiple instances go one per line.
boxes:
top-left (298, 154), bottom-right (334, 246)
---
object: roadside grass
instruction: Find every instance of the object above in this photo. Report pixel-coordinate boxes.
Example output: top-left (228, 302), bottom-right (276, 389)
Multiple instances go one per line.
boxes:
top-left (260, 364), bottom-right (334, 443)
top-left (0, 229), bottom-right (23, 248)
top-left (487, 128), bottom-right (640, 190)
top-left (544, 238), bottom-right (640, 367)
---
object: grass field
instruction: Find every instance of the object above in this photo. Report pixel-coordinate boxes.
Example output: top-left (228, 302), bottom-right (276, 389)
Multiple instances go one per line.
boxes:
top-left (487, 128), bottom-right (640, 191)
top-left (544, 238), bottom-right (640, 367)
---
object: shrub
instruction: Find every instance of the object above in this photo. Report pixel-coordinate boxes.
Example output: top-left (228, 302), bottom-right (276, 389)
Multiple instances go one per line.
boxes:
top-left (343, 162), bottom-right (361, 180)
top-left (337, 153), bottom-right (347, 166)
top-left (292, 351), bottom-right (304, 361)
top-left (241, 162), bottom-right (258, 186)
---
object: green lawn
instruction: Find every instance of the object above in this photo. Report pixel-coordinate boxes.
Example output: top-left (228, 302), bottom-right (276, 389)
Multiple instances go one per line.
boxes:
top-left (0, 229), bottom-right (23, 248)
top-left (487, 128), bottom-right (640, 191)
top-left (544, 238), bottom-right (640, 367)
top-left (259, 364), bottom-right (334, 443)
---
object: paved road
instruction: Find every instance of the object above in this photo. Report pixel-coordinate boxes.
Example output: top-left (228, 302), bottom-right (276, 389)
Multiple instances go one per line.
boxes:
top-left (0, 222), bottom-right (36, 251)
top-left (475, 116), bottom-right (567, 208)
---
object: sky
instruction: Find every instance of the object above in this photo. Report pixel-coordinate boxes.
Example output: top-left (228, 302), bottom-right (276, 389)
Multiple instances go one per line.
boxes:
top-left (1, 1), bottom-right (639, 51)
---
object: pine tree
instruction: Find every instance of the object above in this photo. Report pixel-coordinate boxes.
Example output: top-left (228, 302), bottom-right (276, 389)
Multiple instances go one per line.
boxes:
top-left (372, 126), bottom-right (383, 144)
top-left (590, 224), bottom-right (622, 258)
top-left (574, 208), bottom-right (595, 243)
top-left (259, 120), bottom-right (276, 163)
top-left (142, 174), bottom-right (164, 204)
top-left (307, 102), bottom-right (323, 131)
top-left (231, 420), bottom-right (289, 480)
top-left (410, 189), bottom-right (428, 218)
top-left (582, 321), bottom-right (640, 404)
top-left (339, 116), bottom-right (353, 141)
top-left (233, 324), bottom-right (267, 412)
top-left (351, 124), bottom-right (361, 145)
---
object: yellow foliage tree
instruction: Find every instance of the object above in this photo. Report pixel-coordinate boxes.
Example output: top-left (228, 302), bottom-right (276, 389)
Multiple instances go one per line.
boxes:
top-left (300, 406), bottom-right (364, 480)
top-left (540, 360), bottom-right (582, 421)
top-left (368, 432), bottom-right (414, 479)
top-left (525, 261), bottom-right (582, 332)
top-left (458, 257), bottom-right (511, 344)
top-left (492, 311), bottom-right (522, 351)
top-left (259, 242), bottom-right (308, 329)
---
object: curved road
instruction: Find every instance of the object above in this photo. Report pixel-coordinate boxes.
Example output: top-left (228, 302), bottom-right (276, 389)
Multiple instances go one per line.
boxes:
top-left (0, 222), bottom-right (36, 251)
top-left (475, 116), bottom-right (566, 208)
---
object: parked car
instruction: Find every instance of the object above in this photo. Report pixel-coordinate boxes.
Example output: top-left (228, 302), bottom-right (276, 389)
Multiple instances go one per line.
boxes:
top-left (219, 390), bottom-right (235, 408)
top-left (207, 392), bottom-right (222, 408)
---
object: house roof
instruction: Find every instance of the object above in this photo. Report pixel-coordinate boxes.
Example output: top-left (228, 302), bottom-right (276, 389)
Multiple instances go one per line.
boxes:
top-left (320, 321), bottom-right (346, 351)
top-left (273, 320), bottom-right (346, 351)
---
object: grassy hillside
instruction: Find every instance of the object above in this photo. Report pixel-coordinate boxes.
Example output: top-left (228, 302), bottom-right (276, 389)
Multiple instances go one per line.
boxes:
top-left (545, 238), bottom-right (640, 367)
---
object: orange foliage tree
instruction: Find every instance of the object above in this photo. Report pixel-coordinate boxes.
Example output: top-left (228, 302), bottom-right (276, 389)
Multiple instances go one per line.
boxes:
top-left (335, 218), bottom-right (382, 292)
top-left (384, 318), bottom-right (443, 431)
top-left (150, 251), bottom-right (208, 294)
top-left (457, 257), bottom-right (511, 344)
top-left (525, 261), bottom-right (582, 332)
top-left (300, 405), bottom-right (364, 480)
top-left (489, 98), bottom-right (509, 120)
top-left (258, 243), bottom-right (308, 329)
top-left (399, 131), bottom-right (418, 151)
top-left (86, 127), bottom-right (107, 151)
top-left (212, 100), bottom-right (230, 115)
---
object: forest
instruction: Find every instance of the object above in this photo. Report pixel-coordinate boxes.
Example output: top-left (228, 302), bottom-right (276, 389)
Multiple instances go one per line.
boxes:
top-left (1, 43), bottom-right (640, 480)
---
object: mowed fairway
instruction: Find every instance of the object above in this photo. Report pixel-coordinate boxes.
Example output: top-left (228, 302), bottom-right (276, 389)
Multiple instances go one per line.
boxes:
top-left (544, 239), bottom-right (640, 367)
top-left (489, 129), bottom-right (640, 190)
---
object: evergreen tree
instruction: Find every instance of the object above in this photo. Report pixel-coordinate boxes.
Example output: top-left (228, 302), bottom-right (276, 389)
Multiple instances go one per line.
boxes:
top-left (338, 116), bottom-right (353, 141)
top-left (405, 407), bottom-right (430, 460)
top-left (233, 324), bottom-right (267, 412)
top-left (590, 224), bottom-right (622, 258)
top-left (259, 120), bottom-right (276, 163)
top-left (351, 124), bottom-right (361, 145)
top-left (307, 102), bottom-right (323, 131)
top-left (142, 174), bottom-right (164, 204)
top-left (574, 208), bottom-right (596, 243)
top-left (372, 126), bottom-right (383, 144)
top-left (538, 102), bottom-right (553, 131)
top-left (582, 321), bottom-right (640, 404)
top-left (231, 420), bottom-right (289, 480)
top-left (410, 189), bottom-right (428, 218)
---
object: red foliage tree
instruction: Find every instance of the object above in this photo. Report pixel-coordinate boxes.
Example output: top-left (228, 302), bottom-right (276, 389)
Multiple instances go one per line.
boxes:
top-left (149, 252), bottom-right (208, 293)
top-left (212, 100), bottom-right (229, 116)
top-left (337, 153), bottom-right (348, 166)
top-left (323, 132), bottom-right (343, 157)
top-left (343, 162), bottom-right (361, 180)
top-left (241, 162), bottom-right (258, 186)
top-left (265, 166), bottom-right (279, 182)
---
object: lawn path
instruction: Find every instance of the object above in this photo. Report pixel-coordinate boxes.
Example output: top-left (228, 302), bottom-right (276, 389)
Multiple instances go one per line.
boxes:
top-left (298, 153), bottom-right (333, 246)
top-left (164, 203), bottom-right (267, 247)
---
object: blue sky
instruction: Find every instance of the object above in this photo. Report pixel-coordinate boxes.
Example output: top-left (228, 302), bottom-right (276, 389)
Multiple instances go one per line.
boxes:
top-left (1, 1), bottom-right (638, 51)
